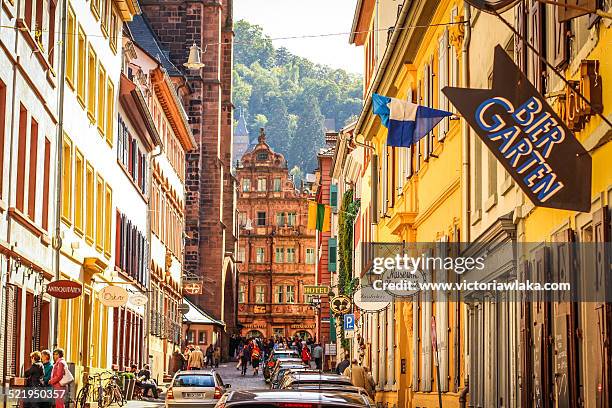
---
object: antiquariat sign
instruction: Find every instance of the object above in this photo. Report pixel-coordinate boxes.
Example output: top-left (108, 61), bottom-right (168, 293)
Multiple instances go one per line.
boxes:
top-left (98, 285), bottom-right (129, 307)
top-left (303, 285), bottom-right (329, 295)
top-left (443, 46), bottom-right (592, 212)
top-left (46, 280), bottom-right (82, 299)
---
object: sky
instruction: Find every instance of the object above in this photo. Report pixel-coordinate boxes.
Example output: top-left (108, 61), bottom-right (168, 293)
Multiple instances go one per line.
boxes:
top-left (234, 0), bottom-right (364, 74)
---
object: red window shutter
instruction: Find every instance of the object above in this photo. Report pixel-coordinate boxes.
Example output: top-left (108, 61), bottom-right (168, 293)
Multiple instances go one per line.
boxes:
top-left (16, 105), bottom-right (28, 212)
top-left (42, 138), bottom-right (51, 230)
top-left (115, 211), bottom-right (121, 268)
top-left (528, 0), bottom-right (544, 92)
top-left (28, 119), bottom-right (39, 220)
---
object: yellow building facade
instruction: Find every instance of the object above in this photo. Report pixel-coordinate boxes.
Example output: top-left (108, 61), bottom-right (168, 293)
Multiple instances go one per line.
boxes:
top-left (351, 0), bottom-right (467, 406)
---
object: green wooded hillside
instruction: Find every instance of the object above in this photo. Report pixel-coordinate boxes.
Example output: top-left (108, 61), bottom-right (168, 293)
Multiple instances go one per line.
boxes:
top-left (233, 20), bottom-right (363, 173)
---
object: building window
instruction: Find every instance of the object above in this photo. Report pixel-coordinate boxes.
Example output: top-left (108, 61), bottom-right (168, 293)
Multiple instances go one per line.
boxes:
top-left (109, 8), bottom-right (118, 53)
top-left (27, 118), bottom-right (38, 220)
top-left (255, 286), bottom-right (265, 304)
top-left (286, 248), bottom-right (296, 263)
top-left (275, 286), bottom-right (283, 303)
top-left (61, 134), bottom-right (72, 224)
top-left (256, 248), bottom-right (265, 263)
top-left (257, 178), bottom-right (266, 192)
top-left (275, 247), bottom-right (284, 263)
top-left (77, 26), bottom-right (86, 105)
top-left (0, 80), bottom-right (5, 199)
top-left (186, 330), bottom-right (195, 344)
top-left (276, 212), bottom-right (286, 226)
top-left (74, 150), bottom-right (84, 234)
top-left (91, 0), bottom-right (100, 19)
top-left (95, 176), bottom-right (104, 251)
top-left (238, 286), bottom-right (245, 303)
top-left (41, 138), bottom-right (51, 230)
top-left (237, 246), bottom-right (245, 263)
top-left (287, 212), bottom-right (296, 227)
top-left (257, 211), bottom-right (266, 226)
top-left (104, 185), bottom-right (112, 256)
top-left (101, 0), bottom-right (110, 33)
top-left (16, 105), bottom-right (28, 213)
top-left (65, 5), bottom-right (76, 86)
top-left (286, 286), bottom-right (295, 304)
top-left (242, 179), bottom-right (251, 192)
top-left (97, 64), bottom-right (106, 135)
top-left (85, 163), bottom-right (94, 243)
top-left (106, 79), bottom-right (114, 145)
top-left (87, 46), bottom-right (97, 120)
top-left (273, 178), bottom-right (281, 192)
top-left (115, 211), bottom-right (147, 286)
top-left (306, 248), bottom-right (315, 264)
top-left (198, 331), bottom-right (206, 345)
top-left (330, 184), bottom-right (338, 209)
top-left (257, 152), bottom-right (268, 161)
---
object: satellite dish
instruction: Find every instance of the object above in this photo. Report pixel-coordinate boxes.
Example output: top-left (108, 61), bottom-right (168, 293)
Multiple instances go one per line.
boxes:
top-left (464, 0), bottom-right (520, 13)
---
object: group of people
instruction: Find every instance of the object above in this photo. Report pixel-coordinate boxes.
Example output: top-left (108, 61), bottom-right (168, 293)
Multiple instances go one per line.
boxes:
top-left (170, 343), bottom-right (222, 373)
top-left (129, 364), bottom-right (159, 399)
top-left (335, 354), bottom-right (376, 399)
top-left (23, 348), bottom-right (73, 408)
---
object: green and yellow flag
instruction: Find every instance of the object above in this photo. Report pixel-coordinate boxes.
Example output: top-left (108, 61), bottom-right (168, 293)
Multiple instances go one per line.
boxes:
top-left (307, 201), bottom-right (331, 232)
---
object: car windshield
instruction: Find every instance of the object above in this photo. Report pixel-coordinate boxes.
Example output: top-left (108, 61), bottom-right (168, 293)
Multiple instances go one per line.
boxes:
top-left (173, 374), bottom-right (215, 387)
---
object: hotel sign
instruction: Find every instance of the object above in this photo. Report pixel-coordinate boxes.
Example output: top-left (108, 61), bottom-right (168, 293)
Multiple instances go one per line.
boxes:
top-left (443, 46), bottom-right (591, 212)
top-left (303, 285), bottom-right (329, 295)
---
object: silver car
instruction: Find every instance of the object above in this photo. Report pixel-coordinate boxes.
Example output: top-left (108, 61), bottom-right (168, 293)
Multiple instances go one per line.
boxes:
top-left (165, 370), bottom-right (230, 408)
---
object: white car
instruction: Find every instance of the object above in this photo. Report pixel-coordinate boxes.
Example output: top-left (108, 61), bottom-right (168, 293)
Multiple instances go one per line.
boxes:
top-left (165, 370), bottom-right (230, 408)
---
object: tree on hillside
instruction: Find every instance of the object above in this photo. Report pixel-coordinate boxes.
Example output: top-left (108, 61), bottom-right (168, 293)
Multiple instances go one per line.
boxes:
top-left (234, 20), bottom-right (275, 68)
top-left (265, 96), bottom-right (293, 155)
top-left (290, 95), bottom-right (325, 172)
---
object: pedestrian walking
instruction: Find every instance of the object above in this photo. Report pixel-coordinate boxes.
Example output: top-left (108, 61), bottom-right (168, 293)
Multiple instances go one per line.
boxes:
top-left (24, 351), bottom-right (44, 408)
top-left (41, 350), bottom-right (53, 408)
top-left (240, 345), bottom-right (251, 376)
top-left (312, 343), bottom-right (324, 370)
top-left (342, 360), bottom-right (366, 389)
top-left (170, 347), bottom-right (186, 374)
top-left (213, 346), bottom-right (221, 368)
top-left (205, 344), bottom-right (214, 368)
top-left (335, 353), bottom-right (350, 375)
top-left (187, 346), bottom-right (204, 370)
top-left (251, 343), bottom-right (261, 376)
top-left (364, 366), bottom-right (376, 399)
top-left (48, 348), bottom-right (73, 408)
top-left (301, 344), bottom-right (311, 368)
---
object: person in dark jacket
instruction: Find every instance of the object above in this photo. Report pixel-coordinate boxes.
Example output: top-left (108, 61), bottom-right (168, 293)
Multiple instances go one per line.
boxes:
top-left (240, 345), bottom-right (251, 376)
top-left (335, 354), bottom-right (351, 375)
top-left (25, 351), bottom-right (45, 408)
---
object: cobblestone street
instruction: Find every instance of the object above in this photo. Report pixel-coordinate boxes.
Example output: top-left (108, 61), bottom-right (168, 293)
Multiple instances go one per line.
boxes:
top-left (125, 362), bottom-right (267, 407)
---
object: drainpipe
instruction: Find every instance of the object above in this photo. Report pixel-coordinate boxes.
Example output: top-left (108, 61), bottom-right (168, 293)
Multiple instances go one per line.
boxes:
top-left (461, 4), bottom-right (472, 244)
top-left (145, 146), bottom-right (163, 369)
top-left (52, 0), bottom-right (69, 351)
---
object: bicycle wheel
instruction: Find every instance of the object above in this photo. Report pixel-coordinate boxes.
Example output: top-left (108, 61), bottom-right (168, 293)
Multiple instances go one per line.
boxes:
top-left (77, 385), bottom-right (90, 408)
top-left (101, 386), bottom-right (113, 408)
top-left (114, 387), bottom-right (126, 407)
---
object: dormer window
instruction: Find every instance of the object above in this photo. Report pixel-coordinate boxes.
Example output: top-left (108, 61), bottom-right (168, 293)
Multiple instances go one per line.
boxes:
top-left (257, 152), bottom-right (268, 161)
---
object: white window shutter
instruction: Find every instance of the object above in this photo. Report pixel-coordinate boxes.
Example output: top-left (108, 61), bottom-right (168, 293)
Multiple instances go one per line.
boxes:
top-left (429, 57), bottom-right (435, 151)
top-left (439, 29), bottom-right (450, 140)
top-left (382, 143), bottom-right (388, 216)
top-left (423, 65), bottom-right (430, 161)
top-left (396, 146), bottom-right (403, 192)
top-left (416, 82), bottom-right (421, 171)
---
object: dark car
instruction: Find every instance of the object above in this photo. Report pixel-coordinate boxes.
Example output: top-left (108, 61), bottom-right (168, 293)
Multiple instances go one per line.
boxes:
top-left (214, 390), bottom-right (374, 407)
top-left (278, 372), bottom-right (353, 390)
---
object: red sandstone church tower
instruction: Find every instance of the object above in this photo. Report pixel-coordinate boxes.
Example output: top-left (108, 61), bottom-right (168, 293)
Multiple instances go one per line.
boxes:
top-left (139, 0), bottom-right (238, 357)
top-left (236, 130), bottom-right (317, 340)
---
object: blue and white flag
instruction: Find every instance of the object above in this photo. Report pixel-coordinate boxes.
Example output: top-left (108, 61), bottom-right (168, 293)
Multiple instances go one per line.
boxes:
top-left (372, 93), bottom-right (453, 147)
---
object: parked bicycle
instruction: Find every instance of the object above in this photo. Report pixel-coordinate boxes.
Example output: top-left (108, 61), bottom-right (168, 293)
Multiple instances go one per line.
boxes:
top-left (76, 372), bottom-right (104, 408)
top-left (101, 374), bottom-right (126, 407)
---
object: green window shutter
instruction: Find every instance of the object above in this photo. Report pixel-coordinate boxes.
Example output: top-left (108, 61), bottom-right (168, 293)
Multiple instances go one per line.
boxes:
top-left (330, 312), bottom-right (337, 339)
top-left (328, 238), bottom-right (337, 272)
top-left (330, 184), bottom-right (338, 210)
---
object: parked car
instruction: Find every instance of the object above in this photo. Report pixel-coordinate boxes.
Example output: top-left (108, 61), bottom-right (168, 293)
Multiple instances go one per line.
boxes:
top-left (263, 350), bottom-right (300, 380)
top-left (165, 370), bottom-right (230, 408)
top-left (278, 372), bottom-right (353, 390)
top-left (214, 390), bottom-right (375, 407)
top-left (269, 364), bottom-right (309, 388)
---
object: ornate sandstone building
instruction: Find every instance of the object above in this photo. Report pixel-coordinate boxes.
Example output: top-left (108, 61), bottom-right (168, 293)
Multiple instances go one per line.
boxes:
top-left (139, 0), bottom-right (237, 356)
top-left (236, 130), bottom-right (317, 339)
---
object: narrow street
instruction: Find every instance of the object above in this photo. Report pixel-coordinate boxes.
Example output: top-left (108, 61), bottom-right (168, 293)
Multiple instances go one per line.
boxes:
top-left (125, 362), bottom-right (267, 407)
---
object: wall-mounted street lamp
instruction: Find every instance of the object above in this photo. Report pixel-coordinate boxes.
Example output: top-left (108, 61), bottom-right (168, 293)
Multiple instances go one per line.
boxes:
top-left (184, 43), bottom-right (205, 70)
